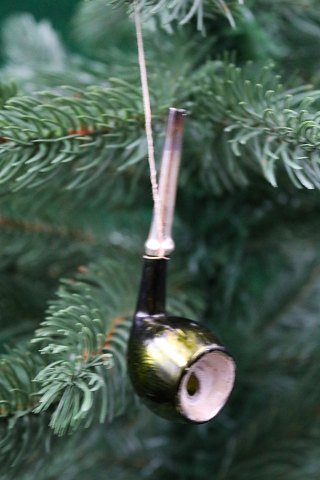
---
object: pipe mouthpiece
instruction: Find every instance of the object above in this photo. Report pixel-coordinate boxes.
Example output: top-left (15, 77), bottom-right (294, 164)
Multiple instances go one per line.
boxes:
top-left (145, 107), bottom-right (186, 257)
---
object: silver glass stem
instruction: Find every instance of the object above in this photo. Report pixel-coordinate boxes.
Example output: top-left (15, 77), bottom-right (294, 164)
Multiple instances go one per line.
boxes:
top-left (145, 107), bottom-right (186, 257)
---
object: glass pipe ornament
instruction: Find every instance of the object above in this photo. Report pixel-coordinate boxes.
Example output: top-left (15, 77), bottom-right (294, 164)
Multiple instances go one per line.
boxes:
top-left (127, 108), bottom-right (235, 423)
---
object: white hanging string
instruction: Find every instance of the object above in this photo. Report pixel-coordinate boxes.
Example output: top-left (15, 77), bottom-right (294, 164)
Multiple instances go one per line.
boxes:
top-left (133, 0), bottom-right (164, 257)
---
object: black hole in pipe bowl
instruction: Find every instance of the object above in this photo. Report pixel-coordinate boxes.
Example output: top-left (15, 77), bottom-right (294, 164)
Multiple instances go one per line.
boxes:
top-left (186, 373), bottom-right (199, 396)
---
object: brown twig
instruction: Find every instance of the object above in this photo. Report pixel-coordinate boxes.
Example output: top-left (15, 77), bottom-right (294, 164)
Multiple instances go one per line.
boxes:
top-left (0, 215), bottom-right (96, 243)
top-left (82, 315), bottom-right (127, 361)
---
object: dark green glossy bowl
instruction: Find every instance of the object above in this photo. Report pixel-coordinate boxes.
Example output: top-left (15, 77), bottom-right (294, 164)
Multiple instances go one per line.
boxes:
top-left (128, 315), bottom-right (235, 423)
top-left (127, 258), bottom-right (235, 423)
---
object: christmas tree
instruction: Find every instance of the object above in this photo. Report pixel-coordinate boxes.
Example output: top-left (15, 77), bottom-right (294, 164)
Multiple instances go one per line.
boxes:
top-left (1, 1), bottom-right (320, 478)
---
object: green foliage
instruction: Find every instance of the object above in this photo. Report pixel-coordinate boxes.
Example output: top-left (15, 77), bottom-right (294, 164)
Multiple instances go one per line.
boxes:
top-left (0, 80), bottom-right (152, 194)
top-left (101, 0), bottom-right (245, 31)
top-left (6, 216), bottom-right (320, 480)
top-left (0, 248), bottom-right (201, 474)
top-left (1, 14), bottom-right (107, 92)
top-left (32, 258), bottom-right (135, 435)
top-left (0, 347), bottom-right (42, 417)
top-left (142, 0), bottom-right (244, 31)
top-left (0, 412), bottom-right (51, 478)
top-left (0, 348), bottom-right (49, 478)
top-left (2, 56), bottom-right (320, 199)
top-left (247, 0), bottom-right (320, 79)
top-left (0, 257), bottom-right (136, 473)
top-left (2, 15), bottom-right (66, 71)
top-left (187, 61), bottom-right (320, 191)
top-left (2, 11), bottom-right (320, 201)
top-left (1, 0), bottom-right (320, 478)
top-left (30, 255), bottom-right (201, 436)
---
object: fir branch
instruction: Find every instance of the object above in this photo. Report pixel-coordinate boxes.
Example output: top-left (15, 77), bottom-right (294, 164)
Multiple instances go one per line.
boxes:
top-left (0, 215), bottom-right (95, 243)
top-left (0, 347), bottom-right (42, 417)
top-left (0, 347), bottom-right (48, 475)
top-left (0, 217), bottom-right (98, 277)
top-left (32, 259), bottom-right (136, 435)
top-left (3, 61), bottom-right (320, 197)
top-left (187, 61), bottom-right (320, 190)
top-left (84, 0), bottom-right (244, 34)
top-left (0, 257), bottom-right (136, 469)
top-left (0, 258), bottom-right (137, 468)
top-left (0, 80), bottom-right (153, 193)
top-left (247, 0), bottom-right (320, 79)
top-left (138, 0), bottom-right (245, 31)
top-left (0, 412), bottom-right (51, 475)
top-left (0, 201), bottom-right (146, 277)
